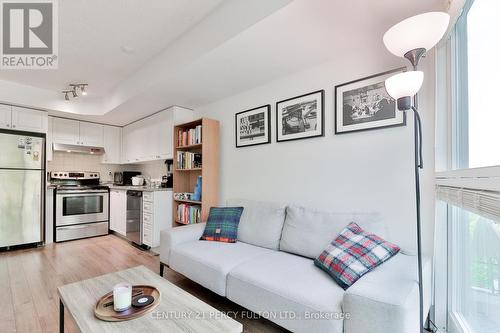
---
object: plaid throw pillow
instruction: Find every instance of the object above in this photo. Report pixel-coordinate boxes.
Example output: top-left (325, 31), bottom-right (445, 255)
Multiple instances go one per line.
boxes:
top-left (314, 222), bottom-right (400, 289)
top-left (200, 207), bottom-right (244, 243)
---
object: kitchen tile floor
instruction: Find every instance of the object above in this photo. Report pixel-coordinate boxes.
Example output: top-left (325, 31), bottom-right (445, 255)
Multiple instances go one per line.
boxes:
top-left (0, 235), bottom-right (286, 333)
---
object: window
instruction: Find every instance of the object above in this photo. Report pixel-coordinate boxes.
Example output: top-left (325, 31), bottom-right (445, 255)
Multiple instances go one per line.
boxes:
top-left (449, 206), bottom-right (500, 333)
top-left (459, 0), bottom-right (500, 168)
top-left (434, 1), bottom-right (500, 332)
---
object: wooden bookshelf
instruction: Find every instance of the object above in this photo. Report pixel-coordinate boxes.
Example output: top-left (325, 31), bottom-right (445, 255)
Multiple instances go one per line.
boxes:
top-left (173, 118), bottom-right (219, 227)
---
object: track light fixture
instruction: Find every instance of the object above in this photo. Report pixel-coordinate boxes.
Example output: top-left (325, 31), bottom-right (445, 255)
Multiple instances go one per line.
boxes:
top-left (79, 84), bottom-right (88, 96)
top-left (69, 84), bottom-right (79, 98)
top-left (62, 90), bottom-right (72, 101)
top-left (62, 83), bottom-right (88, 100)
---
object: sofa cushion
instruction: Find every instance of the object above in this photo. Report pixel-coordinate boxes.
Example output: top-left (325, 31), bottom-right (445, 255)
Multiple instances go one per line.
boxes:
top-left (280, 205), bottom-right (386, 259)
top-left (314, 222), bottom-right (400, 289)
top-left (200, 207), bottom-right (244, 243)
top-left (343, 254), bottom-right (432, 333)
top-left (227, 251), bottom-right (345, 333)
top-left (226, 198), bottom-right (286, 250)
top-left (169, 240), bottom-right (273, 296)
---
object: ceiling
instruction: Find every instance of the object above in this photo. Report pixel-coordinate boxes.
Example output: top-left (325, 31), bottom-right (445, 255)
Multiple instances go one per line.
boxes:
top-left (0, 0), bottom-right (224, 96)
top-left (0, 0), bottom-right (445, 126)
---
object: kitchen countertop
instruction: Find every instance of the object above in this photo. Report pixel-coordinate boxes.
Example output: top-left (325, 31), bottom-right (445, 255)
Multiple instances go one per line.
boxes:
top-left (46, 184), bottom-right (171, 192)
top-left (106, 184), bottom-right (172, 192)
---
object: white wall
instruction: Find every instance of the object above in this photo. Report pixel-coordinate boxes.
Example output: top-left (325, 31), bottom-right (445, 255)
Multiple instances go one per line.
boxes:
top-left (195, 51), bottom-right (436, 255)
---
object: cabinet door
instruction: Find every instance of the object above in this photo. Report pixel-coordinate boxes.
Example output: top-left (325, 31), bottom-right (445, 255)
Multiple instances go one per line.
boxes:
top-left (122, 122), bottom-right (138, 163)
top-left (110, 190), bottom-right (127, 236)
top-left (46, 117), bottom-right (53, 161)
top-left (102, 126), bottom-right (121, 164)
top-left (11, 107), bottom-right (48, 133)
top-left (122, 121), bottom-right (146, 163)
top-left (109, 190), bottom-right (120, 233)
top-left (79, 122), bottom-right (103, 146)
top-left (53, 118), bottom-right (79, 145)
top-left (0, 104), bottom-right (12, 129)
top-left (149, 110), bottom-right (173, 159)
top-left (137, 116), bottom-right (157, 161)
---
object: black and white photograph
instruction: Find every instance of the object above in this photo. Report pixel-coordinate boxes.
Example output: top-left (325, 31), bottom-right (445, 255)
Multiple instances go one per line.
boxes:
top-left (276, 90), bottom-right (324, 142)
top-left (235, 105), bottom-right (271, 147)
top-left (335, 68), bottom-right (406, 134)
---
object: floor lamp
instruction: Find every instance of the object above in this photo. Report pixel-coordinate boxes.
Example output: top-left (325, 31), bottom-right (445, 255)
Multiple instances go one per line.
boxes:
top-left (383, 12), bottom-right (450, 333)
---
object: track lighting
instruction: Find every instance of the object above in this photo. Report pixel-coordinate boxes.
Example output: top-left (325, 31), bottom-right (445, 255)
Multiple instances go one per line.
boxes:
top-left (62, 90), bottom-right (71, 101)
top-left (79, 84), bottom-right (88, 96)
top-left (69, 84), bottom-right (79, 98)
top-left (62, 83), bottom-right (88, 100)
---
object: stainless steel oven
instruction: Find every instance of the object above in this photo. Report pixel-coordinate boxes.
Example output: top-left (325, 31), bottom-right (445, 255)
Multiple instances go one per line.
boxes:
top-left (51, 171), bottom-right (109, 242)
top-left (55, 189), bottom-right (109, 226)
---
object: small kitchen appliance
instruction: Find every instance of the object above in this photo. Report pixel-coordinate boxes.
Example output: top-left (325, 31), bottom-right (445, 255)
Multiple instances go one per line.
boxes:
top-left (123, 171), bottom-right (141, 186)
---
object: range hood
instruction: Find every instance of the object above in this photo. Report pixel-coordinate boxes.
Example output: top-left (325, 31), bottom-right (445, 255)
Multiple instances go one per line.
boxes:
top-left (53, 143), bottom-right (105, 155)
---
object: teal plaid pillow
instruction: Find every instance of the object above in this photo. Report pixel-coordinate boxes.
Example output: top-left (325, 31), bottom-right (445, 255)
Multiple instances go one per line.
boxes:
top-left (200, 207), bottom-right (244, 243)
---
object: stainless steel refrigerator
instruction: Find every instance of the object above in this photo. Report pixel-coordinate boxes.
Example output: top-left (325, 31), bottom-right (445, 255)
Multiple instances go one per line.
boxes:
top-left (0, 132), bottom-right (45, 248)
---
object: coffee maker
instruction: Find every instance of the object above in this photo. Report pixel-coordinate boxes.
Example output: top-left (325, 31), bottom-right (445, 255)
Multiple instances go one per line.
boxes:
top-left (162, 160), bottom-right (173, 188)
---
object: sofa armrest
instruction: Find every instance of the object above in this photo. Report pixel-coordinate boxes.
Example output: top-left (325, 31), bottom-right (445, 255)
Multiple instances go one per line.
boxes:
top-left (160, 223), bottom-right (206, 265)
top-left (342, 254), bottom-right (432, 333)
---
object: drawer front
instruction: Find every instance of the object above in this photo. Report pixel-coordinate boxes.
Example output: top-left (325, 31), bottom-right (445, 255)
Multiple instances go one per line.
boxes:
top-left (143, 192), bottom-right (153, 202)
top-left (143, 225), bottom-right (152, 246)
top-left (143, 212), bottom-right (153, 227)
top-left (143, 201), bottom-right (153, 214)
top-left (56, 222), bottom-right (108, 242)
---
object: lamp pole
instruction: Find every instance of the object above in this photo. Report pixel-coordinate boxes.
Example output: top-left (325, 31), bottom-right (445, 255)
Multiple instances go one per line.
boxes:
top-left (405, 48), bottom-right (426, 333)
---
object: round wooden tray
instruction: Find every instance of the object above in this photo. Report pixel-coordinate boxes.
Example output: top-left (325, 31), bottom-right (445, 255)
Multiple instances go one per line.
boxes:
top-left (94, 285), bottom-right (161, 322)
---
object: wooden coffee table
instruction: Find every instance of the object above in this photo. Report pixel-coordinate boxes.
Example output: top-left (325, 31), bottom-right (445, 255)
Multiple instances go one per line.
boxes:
top-left (57, 265), bottom-right (243, 333)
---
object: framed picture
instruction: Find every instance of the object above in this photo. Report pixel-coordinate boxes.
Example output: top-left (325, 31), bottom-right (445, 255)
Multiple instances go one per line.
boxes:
top-left (335, 67), bottom-right (406, 134)
top-left (235, 105), bottom-right (271, 148)
top-left (276, 90), bottom-right (324, 142)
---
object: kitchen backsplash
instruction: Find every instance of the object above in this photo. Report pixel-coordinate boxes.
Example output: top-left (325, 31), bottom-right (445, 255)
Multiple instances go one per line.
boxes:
top-left (134, 159), bottom-right (170, 181)
top-left (47, 152), bottom-right (169, 182)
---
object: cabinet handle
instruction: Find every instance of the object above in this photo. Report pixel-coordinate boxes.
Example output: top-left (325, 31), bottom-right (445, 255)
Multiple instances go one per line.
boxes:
top-left (12, 125), bottom-right (16, 128)
top-left (6, 124), bottom-right (10, 128)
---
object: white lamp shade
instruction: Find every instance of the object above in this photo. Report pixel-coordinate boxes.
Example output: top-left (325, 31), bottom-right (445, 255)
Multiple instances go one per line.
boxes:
top-left (385, 71), bottom-right (424, 100)
top-left (383, 12), bottom-right (450, 57)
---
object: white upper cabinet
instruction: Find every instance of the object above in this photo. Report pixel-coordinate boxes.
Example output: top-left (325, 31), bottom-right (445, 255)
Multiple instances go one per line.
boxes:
top-left (79, 122), bottom-right (103, 146)
top-left (53, 118), bottom-right (79, 144)
top-left (0, 105), bottom-right (12, 129)
top-left (0, 105), bottom-right (47, 133)
top-left (102, 125), bottom-right (121, 164)
top-left (11, 106), bottom-right (48, 133)
top-left (46, 117), bottom-right (53, 161)
top-left (121, 106), bottom-right (193, 164)
top-left (52, 118), bottom-right (104, 146)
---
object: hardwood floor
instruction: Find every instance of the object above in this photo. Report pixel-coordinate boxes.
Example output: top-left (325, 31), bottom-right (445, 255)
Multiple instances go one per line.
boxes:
top-left (0, 235), bottom-right (287, 333)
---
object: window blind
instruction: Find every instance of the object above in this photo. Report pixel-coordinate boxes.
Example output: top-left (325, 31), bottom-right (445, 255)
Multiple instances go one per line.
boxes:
top-left (436, 185), bottom-right (500, 223)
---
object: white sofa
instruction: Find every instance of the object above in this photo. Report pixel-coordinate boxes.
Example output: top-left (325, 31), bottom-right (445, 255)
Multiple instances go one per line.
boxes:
top-left (159, 199), bottom-right (431, 333)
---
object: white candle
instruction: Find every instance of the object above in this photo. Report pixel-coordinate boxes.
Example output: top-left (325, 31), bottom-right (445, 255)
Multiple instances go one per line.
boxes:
top-left (113, 283), bottom-right (132, 312)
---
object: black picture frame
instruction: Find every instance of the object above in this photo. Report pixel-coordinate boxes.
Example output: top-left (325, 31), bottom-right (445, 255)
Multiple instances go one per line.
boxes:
top-left (334, 67), bottom-right (407, 134)
top-left (235, 104), bottom-right (271, 148)
top-left (276, 89), bottom-right (325, 143)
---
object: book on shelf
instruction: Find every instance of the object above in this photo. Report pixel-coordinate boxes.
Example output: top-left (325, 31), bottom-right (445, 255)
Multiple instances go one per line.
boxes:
top-left (177, 125), bottom-right (202, 146)
top-left (176, 151), bottom-right (202, 169)
top-left (177, 203), bottom-right (201, 224)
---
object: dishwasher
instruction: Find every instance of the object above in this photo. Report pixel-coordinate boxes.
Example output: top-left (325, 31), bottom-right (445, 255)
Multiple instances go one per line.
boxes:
top-left (126, 190), bottom-right (142, 246)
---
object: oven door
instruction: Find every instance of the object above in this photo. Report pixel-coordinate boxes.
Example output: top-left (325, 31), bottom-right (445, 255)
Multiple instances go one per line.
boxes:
top-left (55, 190), bottom-right (109, 226)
